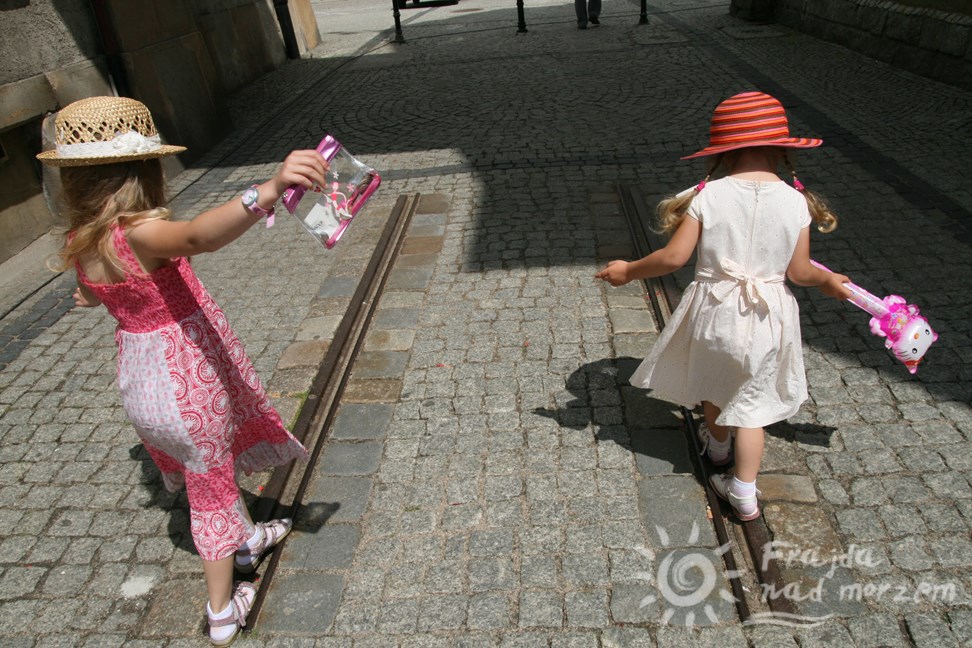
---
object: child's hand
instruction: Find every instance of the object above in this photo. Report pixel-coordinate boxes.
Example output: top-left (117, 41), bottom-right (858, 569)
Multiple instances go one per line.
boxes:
top-left (595, 260), bottom-right (631, 287)
top-left (73, 287), bottom-right (101, 308)
top-left (820, 272), bottom-right (852, 301)
top-left (268, 149), bottom-right (330, 198)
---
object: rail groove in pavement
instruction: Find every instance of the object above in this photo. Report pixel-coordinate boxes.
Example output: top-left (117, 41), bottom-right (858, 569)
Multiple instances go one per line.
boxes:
top-left (617, 182), bottom-right (799, 624)
top-left (245, 193), bottom-right (421, 628)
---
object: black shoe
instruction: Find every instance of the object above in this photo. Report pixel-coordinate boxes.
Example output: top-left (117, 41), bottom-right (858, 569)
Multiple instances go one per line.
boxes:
top-left (589, 16), bottom-right (600, 25)
top-left (577, 21), bottom-right (588, 29)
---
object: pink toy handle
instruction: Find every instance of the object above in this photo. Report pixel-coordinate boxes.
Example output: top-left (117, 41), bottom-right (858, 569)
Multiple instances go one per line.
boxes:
top-left (280, 135), bottom-right (381, 217)
top-left (810, 260), bottom-right (889, 318)
top-left (281, 135), bottom-right (343, 213)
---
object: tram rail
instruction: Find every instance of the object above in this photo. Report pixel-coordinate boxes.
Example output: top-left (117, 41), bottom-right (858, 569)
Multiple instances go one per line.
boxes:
top-left (244, 184), bottom-right (793, 628)
top-left (246, 193), bottom-right (421, 625)
top-left (616, 182), bottom-right (795, 623)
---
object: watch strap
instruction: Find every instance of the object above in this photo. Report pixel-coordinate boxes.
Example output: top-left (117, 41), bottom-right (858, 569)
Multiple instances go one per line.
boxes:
top-left (243, 184), bottom-right (276, 228)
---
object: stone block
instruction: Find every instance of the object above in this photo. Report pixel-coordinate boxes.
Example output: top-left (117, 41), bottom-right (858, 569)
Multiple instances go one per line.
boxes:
top-left (416, 194), bottom-right (450, 214)
top-left (259, 572), bottom-right (344, 634)
top-left (364, 330), bottom-right (415, 354)
top-left (623, 388), bottom-right (684, 430)
top-left (612, 333), bottom-right (654, 360)
top-left (639, 475), bottom-right (715, 548)
top-left (401, 236), bottom-right (443, 255)
top-left (0, 178), bottom-right (50, 265)
top-left (856, 4), bottom-right (887, 35)
top-left (320, 440), bottom-right (383, 476)
top-left (817, 0), bottom-right (858, 25)
top-left (105, 0), bottom-right (196, 51)
top-left (330, 402), bottom-right (395, 441)
top-left (196, 1), bottom-right (285, 94)
top-left (120, 31), bottom-right (230, 164)
top-left (289, 0), bottom-right (321, 54)
top-left (608, 309), bottom-right (656, 334)
top-left (395, 252), bottom-right (439, 269)
top-left (46, 58), bottom-right (113, 108)
top-left (305, 475), bottom-right (372, 522)
top-left (631, 429), bottom-right (694, 476)
top-left (276, 340), bottom-right (328, 369)
top-left (779, 564), bottom-right (870, 620)
top-left (352, 350), bottom-right (409, 379)
top-left (343, 378), bottom-right (403, 403)
top-left (295, 315), bottom-right (341, 342)
top-left (729, 0), bottom-right (777, 22)
top-left (885, 9), bottom-right (922, 43)
top-left (758, 474), bottom-right (818, 503)
top-left (140, 576), bottom-right (204, 637)
top-left (385, 267), bottom-right (433, 291)
top-left (0, 75), bottom-right (56, 131)
top-left (762, 503), bottom-right (842, 558)
top-left (282, 523), bottom-right (360, 569)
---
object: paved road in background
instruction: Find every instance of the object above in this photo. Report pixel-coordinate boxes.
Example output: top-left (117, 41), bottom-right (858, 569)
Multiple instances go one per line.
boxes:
top-left (1, 1), bottom-right (970, 646)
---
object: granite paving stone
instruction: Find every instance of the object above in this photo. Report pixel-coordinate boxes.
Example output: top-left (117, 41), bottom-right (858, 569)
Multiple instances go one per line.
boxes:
top-left (0, 1), bottom-right (970, 645)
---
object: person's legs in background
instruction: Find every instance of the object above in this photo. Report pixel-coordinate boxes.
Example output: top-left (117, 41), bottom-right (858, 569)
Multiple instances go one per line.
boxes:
top-left (588, 0), bottom-right (601, 24)
top-left (574, 0), bottom-right (589, 28)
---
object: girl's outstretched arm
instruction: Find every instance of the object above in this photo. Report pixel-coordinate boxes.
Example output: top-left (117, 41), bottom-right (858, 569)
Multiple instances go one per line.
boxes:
top-left (595, 215), bottom-right (701, 287)
top-left (128, 150), bottom-right (328, 260)
top-left (786, 227), bottom-right (852, 300)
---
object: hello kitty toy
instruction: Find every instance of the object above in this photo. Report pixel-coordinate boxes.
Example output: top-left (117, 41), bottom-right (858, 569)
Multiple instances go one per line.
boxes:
top-left (811, 261), bottom-right (938, 374)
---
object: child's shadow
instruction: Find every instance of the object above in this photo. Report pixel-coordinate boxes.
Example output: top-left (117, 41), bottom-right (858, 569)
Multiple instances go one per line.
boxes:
top-left (129, 445), bottom-right (338, 556)
top-left (532, 358), bottom-right (836, 474)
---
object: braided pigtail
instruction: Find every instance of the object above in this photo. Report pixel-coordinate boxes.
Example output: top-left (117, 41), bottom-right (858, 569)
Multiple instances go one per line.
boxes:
top-left (655, 156), bottom-right (722, 234)
top-left (784, 153), bottom-right (837, 233)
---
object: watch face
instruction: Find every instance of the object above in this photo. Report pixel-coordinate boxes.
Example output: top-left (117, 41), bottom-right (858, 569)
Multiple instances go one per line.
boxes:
top-left (242, 188), bottom-right (259, 206)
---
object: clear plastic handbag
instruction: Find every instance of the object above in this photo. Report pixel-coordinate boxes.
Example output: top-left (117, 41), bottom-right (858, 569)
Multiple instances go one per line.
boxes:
top-left (281, 135), bottom-right (381, 249)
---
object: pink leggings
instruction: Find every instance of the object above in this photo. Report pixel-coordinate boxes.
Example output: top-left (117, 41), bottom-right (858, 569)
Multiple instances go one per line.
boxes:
top-left (184, 458), bottom-right (255, 561)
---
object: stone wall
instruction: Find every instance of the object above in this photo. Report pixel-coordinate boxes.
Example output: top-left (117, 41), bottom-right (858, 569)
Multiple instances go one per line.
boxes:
top-left (771, 0), bottom-right (972, 91)
top-left (0, 0), bottom-right (319, 265)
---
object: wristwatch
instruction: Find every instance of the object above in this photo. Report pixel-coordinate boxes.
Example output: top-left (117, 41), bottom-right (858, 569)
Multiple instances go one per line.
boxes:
top-left (242, 185), bottom-right (275, 219)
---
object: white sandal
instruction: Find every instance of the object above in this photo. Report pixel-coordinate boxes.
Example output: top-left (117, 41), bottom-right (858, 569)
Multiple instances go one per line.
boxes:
top-left (235, 518), bottom-right (292, 574)
top-left (208, 581), bottom-right (256, 646)
top-left (697, 423), bottom-right (733, 467)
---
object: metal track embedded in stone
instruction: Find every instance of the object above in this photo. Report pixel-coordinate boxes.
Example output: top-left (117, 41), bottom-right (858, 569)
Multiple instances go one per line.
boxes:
top-left (245, 193), bottom-right (421, 627)
top-left (617, 182), bottom-right (800, 623)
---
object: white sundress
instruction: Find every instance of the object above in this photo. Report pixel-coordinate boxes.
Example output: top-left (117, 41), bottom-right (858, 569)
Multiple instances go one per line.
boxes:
top-left (629, 176), bottom-right (812, 428)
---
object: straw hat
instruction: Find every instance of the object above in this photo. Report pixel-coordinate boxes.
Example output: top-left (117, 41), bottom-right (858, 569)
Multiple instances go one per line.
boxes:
top-left (36, 96), bottom-right (186, 167)
top-left (682, 91), bottom-right (822, 160)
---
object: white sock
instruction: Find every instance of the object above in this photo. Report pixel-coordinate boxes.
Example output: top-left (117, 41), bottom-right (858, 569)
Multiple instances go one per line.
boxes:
top-left (731, 477), bottom-right (757, 498)
top-left (244, 525), bottom-right (264, 550)
top-left (708, 433), bottom-right (732, 453)
top-left (207, 600), bottom-right (237, 641)
top-left (236, 525), bottom-right (264, 566)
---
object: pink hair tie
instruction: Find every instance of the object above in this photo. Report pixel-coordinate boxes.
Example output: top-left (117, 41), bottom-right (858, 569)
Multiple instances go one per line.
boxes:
top-left (695, 179), bottom-right (707, 192)
top-left (793, 178), bottom-right (805, 192)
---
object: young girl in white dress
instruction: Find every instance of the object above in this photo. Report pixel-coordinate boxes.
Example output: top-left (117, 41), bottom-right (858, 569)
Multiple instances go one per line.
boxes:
top-left (596, 91), bottom-right (851, 520)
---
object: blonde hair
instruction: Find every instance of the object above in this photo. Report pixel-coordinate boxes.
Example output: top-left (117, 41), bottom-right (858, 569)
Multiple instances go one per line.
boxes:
top-left (54, 160), bottom-right (170, 273)
top-left (655, 149), bottom-right (838, 235)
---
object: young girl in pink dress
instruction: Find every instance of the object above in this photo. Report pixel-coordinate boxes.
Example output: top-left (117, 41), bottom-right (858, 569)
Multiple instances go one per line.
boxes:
top-left (596, 91), bottom-right (852, 522)
top-left (38, 96), bottom-right (327, 645)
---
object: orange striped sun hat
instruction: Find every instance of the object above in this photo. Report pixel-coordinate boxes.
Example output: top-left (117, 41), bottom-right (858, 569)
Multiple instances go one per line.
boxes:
top-left (682, 91), bottom-right (822, 160)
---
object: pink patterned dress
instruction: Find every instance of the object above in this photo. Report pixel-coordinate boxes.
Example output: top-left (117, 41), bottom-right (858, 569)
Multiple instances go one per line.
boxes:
top-left (76, 226), bottom-right (307, 561)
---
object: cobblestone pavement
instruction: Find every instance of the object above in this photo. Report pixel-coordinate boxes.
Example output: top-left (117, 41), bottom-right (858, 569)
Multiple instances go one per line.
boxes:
top-left (1, 0), bottom-right (971, 646)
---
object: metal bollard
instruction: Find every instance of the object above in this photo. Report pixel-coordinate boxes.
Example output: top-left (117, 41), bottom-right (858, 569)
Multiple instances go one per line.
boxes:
top-left (640, 0), bottom-right (649, 24)
top-left (517, 0), bottom-right (528, 32)
top-left (392, 0), bottom-right (406, 42)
